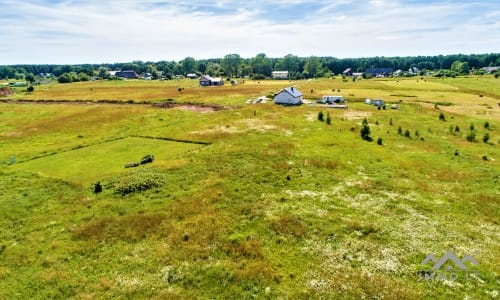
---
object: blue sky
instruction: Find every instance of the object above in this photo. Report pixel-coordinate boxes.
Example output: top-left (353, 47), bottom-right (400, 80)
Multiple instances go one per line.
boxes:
top-left (0, 0), bottom-right (499, 64)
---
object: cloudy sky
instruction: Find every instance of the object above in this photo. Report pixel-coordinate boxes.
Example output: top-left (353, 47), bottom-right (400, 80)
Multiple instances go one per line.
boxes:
top-left (1, 0), bottom-right (499, 64)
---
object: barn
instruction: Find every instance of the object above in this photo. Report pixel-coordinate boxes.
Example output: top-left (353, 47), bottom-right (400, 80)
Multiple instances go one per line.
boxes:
top-left (274, 86), bottom-right (303, 106)
top-left (199, 75), bottom-right (224, 86)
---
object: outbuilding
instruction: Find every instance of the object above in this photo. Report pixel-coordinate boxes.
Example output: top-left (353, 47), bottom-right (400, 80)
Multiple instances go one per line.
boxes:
top-left (274, 86), bottom-right (303, 105)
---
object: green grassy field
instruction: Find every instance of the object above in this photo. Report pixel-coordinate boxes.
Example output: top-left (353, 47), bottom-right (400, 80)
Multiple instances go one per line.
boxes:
top-left (0, 77), bottom-right (498, 299)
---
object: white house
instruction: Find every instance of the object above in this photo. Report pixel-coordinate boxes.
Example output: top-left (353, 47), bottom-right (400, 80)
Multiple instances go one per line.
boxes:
top-left (274, 86), bottom-right (303, 105)
top-left (272, 71), bottom-right (289, 79)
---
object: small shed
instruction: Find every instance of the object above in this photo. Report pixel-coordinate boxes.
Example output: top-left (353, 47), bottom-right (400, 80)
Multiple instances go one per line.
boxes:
top-left (274, 86), bottom-right (303, 106)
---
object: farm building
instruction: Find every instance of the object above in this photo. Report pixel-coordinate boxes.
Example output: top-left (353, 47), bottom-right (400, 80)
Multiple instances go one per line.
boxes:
top-left (199, 75), bottom-right (224, 86)
top-left (115, 70), bottom-right (139, 79)
top-left (365, 68), bottom-right (393, 77)
top-left (274, 86), bottom-right (303, 106)
top-left (186, 73), bottom-right (198, 79)
top-left (272, 71), bottom-right (289, 79)
top-left (483, 67), bottom-right (499, 73)
top-left (342, 68), bottom-right (353, 76)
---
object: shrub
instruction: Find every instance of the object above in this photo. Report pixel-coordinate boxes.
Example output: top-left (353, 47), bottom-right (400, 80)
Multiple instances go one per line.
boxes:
top-left (318, 111), bottom-right (324, 122)
top-left (26, 85), bottom-right (34, 92)
top-left (389, 118), bottom-right (393, 126)
top-left (125, 162), bottom-right (140, 168)
top-left (326, 112), bottom-right (331, 125)
top-left (455, 125), bottom-right (460, 133)
top-left (398, 126), bottom-right (403, 135)
top-left (404, 129), bottom-right (411, 138)
top-left (483, 132), bottom-right (490, 143)
top-left (377, 137), bottom-right (383, 145)
top-left (93, 181), bottom-right (102, 193)
top-left (439, 112), bottom-right (446, 121)
top-left (484, 121), bottom-right (490, 130)
top-left (251, 74), bottom-right (266, 80)
top-left (470, 123), bottom-right (475, 131)
top-left (360, 118), bottom-right (373, 142)
top-left (140, 154), bottom-right (155, 165)
top-left (466, 130), bottom-right (476, 142)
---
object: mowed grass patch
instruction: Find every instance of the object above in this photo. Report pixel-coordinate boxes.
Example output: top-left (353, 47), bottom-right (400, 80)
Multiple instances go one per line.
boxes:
top-left (11, 137), bottom-right (202, 185)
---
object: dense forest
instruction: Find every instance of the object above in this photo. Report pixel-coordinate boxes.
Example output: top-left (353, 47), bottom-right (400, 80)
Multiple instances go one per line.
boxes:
top-left (1, 53), bottom-right (499, 82)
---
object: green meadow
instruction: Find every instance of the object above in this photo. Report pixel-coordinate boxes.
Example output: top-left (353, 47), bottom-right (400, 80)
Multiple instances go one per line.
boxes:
top-left (0, 77), bottom-right (498, 299)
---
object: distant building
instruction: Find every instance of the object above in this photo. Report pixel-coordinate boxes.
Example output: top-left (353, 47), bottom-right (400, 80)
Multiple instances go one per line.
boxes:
top-left (115, 70), bottom-right (139, 79)
top-left (199, 75), bottom-right (224, 86)
top-left (272, 71), bottom-right (289, 79)
top-left (483, 67), bottom-right (500, 73)
top-left (342, 68), bottom-right (353, 76)
top-left (365, 68), bottom-right (394, 77)
top-left (274, 86), bottom-right (303, 105)
top-left (186, 73), bottom-right (198, 79)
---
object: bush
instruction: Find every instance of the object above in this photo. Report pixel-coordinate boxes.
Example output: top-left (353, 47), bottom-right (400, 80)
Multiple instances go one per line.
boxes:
top-left (125, 162), bottom-right (140, 168)
top-left (484, 121), bottom-right (490, 130)
top-left (439, 112), bottom-right (446, 121)
top-left (470, 123), bottom-right (475, 131)
top-left (26, 85), bottom-right (34, 92)
top-left (483, 132), bottom-right (490, 143)
top-left (140, 154), bottom-right (155, 165)
top-left (466, 130), bottom-right (476, 142)
top-left (455, 125), bottom-right (460, 133)
top-left (377, 137), bottom-right (383, 145)
top-left (93, 181), bottom-right (102, 193)
top-left (404, 129), bottom-right (411, 138)
top-left (326, 112), bottom-right (331, 125)
top-left (318, 111), bottom-right (324, 122)
top-left (360, 118), bottom-right (373, 142)
top-left (398, 126), bottom-right (403, 135)
top-left (251, 74), bottom-right (266, 80)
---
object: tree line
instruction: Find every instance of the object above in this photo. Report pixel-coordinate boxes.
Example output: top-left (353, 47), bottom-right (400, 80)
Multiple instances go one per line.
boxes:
top-left (1, 53), bottom-right (499, 82)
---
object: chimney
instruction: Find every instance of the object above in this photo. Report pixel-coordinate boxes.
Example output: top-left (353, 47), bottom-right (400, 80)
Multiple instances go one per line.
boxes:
top-left (291, 86), bottom-right (294, 91)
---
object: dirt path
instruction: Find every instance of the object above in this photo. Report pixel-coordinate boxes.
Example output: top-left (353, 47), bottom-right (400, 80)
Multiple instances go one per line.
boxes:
top-left (0, 99), bottom-right (234, 112)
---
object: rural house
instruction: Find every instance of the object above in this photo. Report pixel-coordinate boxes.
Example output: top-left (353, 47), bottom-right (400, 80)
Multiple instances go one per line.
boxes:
top-left (199, 75), bottom-right (224, 86)
top-left (115, 70), bottom-right (139, 79)
top-left (274, 86), bottom-right (303, 105)
top-left (272, 71), bottom-right (289, 79)
top-left (365, 68), bottom-right (393, 77)
top-left (342, 68), bottom-right (353, 76)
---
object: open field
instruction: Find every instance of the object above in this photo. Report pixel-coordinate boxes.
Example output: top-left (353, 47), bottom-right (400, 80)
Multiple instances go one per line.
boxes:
top-left (0, 77), bottom-right (498, 299)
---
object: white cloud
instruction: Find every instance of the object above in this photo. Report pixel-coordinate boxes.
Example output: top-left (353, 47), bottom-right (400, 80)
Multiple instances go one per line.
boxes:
top-left (0, 0), bottom-right (499, 64)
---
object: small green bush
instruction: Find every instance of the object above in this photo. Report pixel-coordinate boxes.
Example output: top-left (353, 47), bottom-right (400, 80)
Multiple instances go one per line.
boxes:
top-left (439, 112), bottom-right (446, 121)
top-left (483, 132), bottom-right (490, 143)
top-left (318, 111), bottom-right (324, 122)
top-left (360, 118), bottom-right (373, 142)
top-left (466, 130), bottom-right (476, 142)
top-left (404, 129), bottom-right (411, 138)
top-left (93, 181), bottom-right (102, 193)
top-left (377, 137), bottom-right (383, 145)
top-left (326, 112), bottom-right (331, 125)
top-left (484, 121), bottom-right (490, 130)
